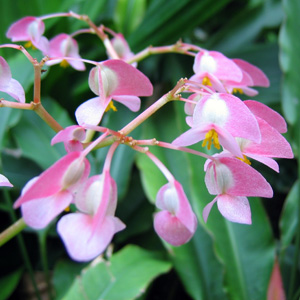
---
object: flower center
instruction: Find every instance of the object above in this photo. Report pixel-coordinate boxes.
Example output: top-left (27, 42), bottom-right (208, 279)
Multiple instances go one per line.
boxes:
top-left (232, 88), bottom-right (243, 94)
top-left (60, 59), bottom-right (69, 68)
top-left (202, 129), bottom-right (220, 150)
top-left (202, 76), bottom-right (212, 86)
top-left (237, 155), bottom-right (251, 165)
top-left (105, 101), bottom-right (118, 112)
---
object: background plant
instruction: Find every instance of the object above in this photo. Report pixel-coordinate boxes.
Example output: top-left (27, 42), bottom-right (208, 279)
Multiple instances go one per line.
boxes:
top-left (0, 0), bottom-right (298, 299)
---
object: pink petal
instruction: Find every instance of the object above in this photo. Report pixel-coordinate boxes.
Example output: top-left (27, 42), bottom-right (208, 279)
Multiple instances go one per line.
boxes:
top-left (243, 117), bottom-right (293, 159)
top-left (202, 197), bottom-right (218, 222)
top-left (0, 57), bottom-right (12, 86)
top-left (6, 17), bottom-right (44, 42)
top-left (101, 59), bottom-right (153, 96)
top-left (75, 97), bottom-right (107, 126)
top-left (246, 154), bottom-right (279, 172)
top-left (0, 174), bottom-right (13, 187)
top-left (32, 36), bottom-right (49, 55)
top-left (112, 95), bottom-right (141, 112)
top-left (233, 59), bottom-right (270, 87)
top-left (193, 51), bottom-right (243, 82)
top-left (14, 152), bottom-right (89, 208)
top-left (206, 157), bottom-right (273, 198)
top-left (244, 100), bottom-right (287, 133)
top-left (1, 78), bottom-right (25, 103)
top-left (21, 190), bottom-right (73, 229)
top-left (217, 194), bottom-right (252, 224)
top-left (154, 211), bottom-right (196, 246)
top-left (57, 212), bottom-right (125, 262)
top-left (172, 127), bottom-right (206, 146)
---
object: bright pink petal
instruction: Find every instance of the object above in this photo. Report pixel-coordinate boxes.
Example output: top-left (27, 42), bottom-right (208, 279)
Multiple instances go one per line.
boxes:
top-left (267, 259), bottom-right (286, 300)
top-left (154, 211), bottom-right (196, 246)
top-left (14, 152), bottom-right (89, 208)
top-left (244, 100), bottom-right (287, 133)
top-left (75, 97), bottom-right (108, 126)
top-left (57, 212), bottom-right (125, 262)
top-left (233, 59), bottom-right (270, 87)
top-left (1, 78), bottom-right (25, 103)
top-left (101, 59), bottom-right (153, 96)
top-left (112, 95), bottom-right (141, 112)
top-left (6, 17), bottom-right (44, 42)
top-left (243, 118), bottom-right (293, 158)
top-left (21, 190), bottom-right (73, 229)
top-left (217, 194), bottom-right (252, 224)
top-left (0, 57), bottom-right (12, 86)
top-left (0, 174), bottom-right (13, 187)
top-left (172, 127), bottom-right (206, 146)
top-left (193, 51), bottom-right (243, 82)
top-left (246, 154), bottom-right (279, 172)
top-left (202, 197), bottom-right (218, 222)
top-left (32, 36), bottom-right (49, 55)
top-left (206, 157), bottom-right (273, 198)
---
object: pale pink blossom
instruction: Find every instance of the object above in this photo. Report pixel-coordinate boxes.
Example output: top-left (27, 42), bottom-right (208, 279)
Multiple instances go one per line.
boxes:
top-left (203, 156), bottom-right (273, 224)
top-left (57, 171), bottom-right (125, 261)
top-left (47, 33), bottom-right (85, 71)
top-left (0, 56), bottom-right (25, 103)
top-left (0, 174), bottom-right (13, 187)
top-left (6, 16), bottom-right (49, 54)
top-left (15, 152), bottom-right (90, 229)
top-left (75, 59), bottom-right (153, 126)
top-left (51, 125), bottom-right (86, 153)
top-left (173, 93), bottom-right (261, 157)
top-left (154, 181), bottom-right (197, 246)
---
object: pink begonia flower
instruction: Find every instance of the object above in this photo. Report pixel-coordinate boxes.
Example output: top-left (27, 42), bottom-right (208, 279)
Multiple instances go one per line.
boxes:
top-left (173, 93), bottom-right (261, 157)
top-left (244, 100), bottom-right (287, 133)
top-left (15, 151), bottom-right (90, 229)
top-left (51, 125), bottom-right (86, 153)
top-left (0, 56), bottom-right (25, 103)
top-left (47, 33), bottom-right (85, 71)
top-left (6, 16), bottom-right (49, 54)
top-left (203, 156), bottom-right (273, 224)
top-left (109, 33), bottom-right (137, 67)
top-left (0, 174), bottom-right (13, 187)
top-left (235, 117), bottom-right (293, 172)
top-left (75, 59), bottom-right (153, 126)
top-left (154, 181), bottom-right (197, 246)
top-left (57, 171), bottom-right (125, 261)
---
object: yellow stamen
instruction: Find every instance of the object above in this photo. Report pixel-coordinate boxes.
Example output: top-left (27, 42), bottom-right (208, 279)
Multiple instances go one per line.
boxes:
top-left (24, 41), bottom-right (36, 50)
top-left (64, 206), bottom-right (70, 212)
top-left (105, 101), bottom-right (118, 112)
top-left (202, 129), bottom-right (220, 150)
top-left (232, 88), bottom-right (244, 94)
top-left (237, 155), bottom-right (251, 165)
top-left (60, 59), bottom-right (69, 68)
top-left (202, 76), bottom-right (212, 86)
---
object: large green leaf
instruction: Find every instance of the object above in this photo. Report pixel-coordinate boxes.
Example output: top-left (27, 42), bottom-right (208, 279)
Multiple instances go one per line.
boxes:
top-left (280, 180), bottom-right (298, 250)
top-left (136, 101), bottom-right (276, 300)
top-left (63, 245), bottom-right (171, 300)
top-left (0, 268), bottom-right (23, 300)
top-left (279, 0), bottom-right (300, 125)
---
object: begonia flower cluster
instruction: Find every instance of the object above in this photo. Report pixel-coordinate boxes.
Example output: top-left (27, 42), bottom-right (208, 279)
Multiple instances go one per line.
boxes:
top-left (0, 14), bottom-right (293, 262)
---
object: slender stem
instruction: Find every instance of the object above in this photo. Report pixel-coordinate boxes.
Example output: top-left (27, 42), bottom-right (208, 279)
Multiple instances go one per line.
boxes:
top-left (33, 103), bottom-right (64, 132)
top-left (0, 218), bottom-right (26, 247)
top-left (0, 44), bottom-right (36, 63)
top-left (0, 99), bottom-right (34, 110)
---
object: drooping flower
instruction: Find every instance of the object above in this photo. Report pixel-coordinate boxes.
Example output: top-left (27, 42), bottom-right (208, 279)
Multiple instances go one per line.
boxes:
top-left (203, 155), bottom-right (273, 224)
top-left (0, 56), bottom-right (25, 103)
top-left (154, 180), bottom-right (197, 246)
top-left (57, 171), bottom-right (125, 261)
top-left (15, 151), bottom-right (90, 229)
top-left (51, 125), bottom-right (87, 153)
top-left (173, 93), bottom-right (261, 157)
top-left (75, 59), bottom-right (153, 126)
top-left (6, 16), bottom-right (49, 54)
top-left (0, 174), bottom-right (13, 187)
top-left (47, 33), bottom-right (85, 71)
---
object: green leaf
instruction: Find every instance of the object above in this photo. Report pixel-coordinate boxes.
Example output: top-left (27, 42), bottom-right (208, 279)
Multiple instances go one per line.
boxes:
top-left (0, 268), bottom-right (23, 300)
top-left (280, 180), bottom-right (299, 249)
top-left (63, 245), bottom-right (172, 300)
top-left (114, 0), bottom-right (146, 36)
top-left (11, 98), bottom-right (74, 170)
top-left (279, 0), bottom-right (300, 124)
